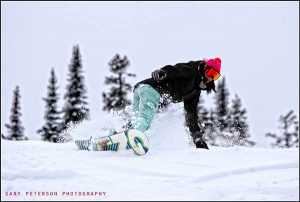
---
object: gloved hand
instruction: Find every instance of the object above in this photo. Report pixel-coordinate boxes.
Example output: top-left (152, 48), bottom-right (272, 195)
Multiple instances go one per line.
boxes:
top-left (191, 131), bottom-right (209, 150)
top-left (151, 69), bottom-right (167, 81)
top-left (194, 138), bottom-right (209, 149)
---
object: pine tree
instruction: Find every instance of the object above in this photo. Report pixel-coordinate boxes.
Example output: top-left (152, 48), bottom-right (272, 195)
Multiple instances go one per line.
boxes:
top-left (37, 68), bottom-right (61, 142)
top-left (266, 110), bottom-right (299, 148)
top-left (229, 94), bottom-right (255, 147)
top-left (214, 77), bottom-right (231, 133)
top-left (102, 54), bottom-right (136, 111)
top-left (3, 86), bottom-right (28, 140)
top-left (62, 45), bottom-right (90, 129)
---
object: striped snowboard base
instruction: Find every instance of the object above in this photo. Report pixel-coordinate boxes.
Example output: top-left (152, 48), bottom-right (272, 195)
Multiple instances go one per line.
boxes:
top-left (75, 139), bottom-right (131, 151)
top-left (74, 129), bottom-right (150, 156)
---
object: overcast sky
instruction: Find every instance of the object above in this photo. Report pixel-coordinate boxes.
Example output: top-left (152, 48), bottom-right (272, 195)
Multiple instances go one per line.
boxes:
top-left (1, 1), bottom-right (299, 146)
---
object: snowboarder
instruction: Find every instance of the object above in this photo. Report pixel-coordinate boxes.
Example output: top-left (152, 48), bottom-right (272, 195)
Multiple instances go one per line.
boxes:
top-left (127, 58), bottom-right (222, 149)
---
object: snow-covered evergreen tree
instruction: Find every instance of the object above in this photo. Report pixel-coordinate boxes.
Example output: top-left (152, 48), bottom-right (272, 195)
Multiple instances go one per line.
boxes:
top-left (266, 110), bottom-right (299, 148)
top-left (214, 77), bottom-right (231, 133)
top-left (229, 94), bottom-right (255, 147)
top-left (37, 68), bottom-right (61, 142)
top-left (3, 86), bottom-right (28, 141)
top-left (102, 54), bottom-right (136, 111)
top-left (62, 45), bottom-right (89, 129)
top-left (211, 77), bottom-right (234, 146)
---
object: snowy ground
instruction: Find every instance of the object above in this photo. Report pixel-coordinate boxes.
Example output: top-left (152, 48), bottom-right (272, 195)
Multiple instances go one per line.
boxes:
top-left (1, 105), bottom-right (299, 201)
top-left (1, 141), bottom-right (299, 201)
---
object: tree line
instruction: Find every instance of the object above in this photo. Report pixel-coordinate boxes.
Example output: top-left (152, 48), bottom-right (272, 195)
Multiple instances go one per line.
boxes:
top-left (2, 45), bottom-right (90, 142)
top-left (2, 45), bottom-right (299, 148)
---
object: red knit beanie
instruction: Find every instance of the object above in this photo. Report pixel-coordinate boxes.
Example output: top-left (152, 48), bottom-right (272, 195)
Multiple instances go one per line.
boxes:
top-left (206, 58), bottom-right (222, 73)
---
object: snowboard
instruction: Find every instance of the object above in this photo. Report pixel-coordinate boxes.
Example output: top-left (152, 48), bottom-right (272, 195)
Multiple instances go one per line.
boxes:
top-left (75, 129), bottom-right (150, 156)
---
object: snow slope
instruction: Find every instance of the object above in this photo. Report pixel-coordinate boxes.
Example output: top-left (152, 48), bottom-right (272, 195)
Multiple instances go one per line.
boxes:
top-left (1, 104), bottom-right (299, 201)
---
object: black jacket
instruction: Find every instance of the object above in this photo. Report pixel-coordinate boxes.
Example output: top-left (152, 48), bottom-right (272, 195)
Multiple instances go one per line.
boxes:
top-left (135, 60), bottom-right (206, 133)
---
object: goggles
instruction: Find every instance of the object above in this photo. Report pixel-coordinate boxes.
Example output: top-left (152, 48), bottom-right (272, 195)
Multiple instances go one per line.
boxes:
top-left (205, 67), bottom-right (221, 81)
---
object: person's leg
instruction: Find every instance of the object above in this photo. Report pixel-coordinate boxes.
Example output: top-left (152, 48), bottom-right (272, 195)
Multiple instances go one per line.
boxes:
top-left (131, 84), bottom-right (161, 132)
top-left (132, 86), bottom-right (140, 113)
top-left (127, 86), bottom-right (140, 129)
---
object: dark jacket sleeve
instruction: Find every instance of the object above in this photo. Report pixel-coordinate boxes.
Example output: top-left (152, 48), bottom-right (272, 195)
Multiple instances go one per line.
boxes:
top-left (184, 95), bottom-right (201, 133)
top-left (161, 63), bottom-right (195, 79)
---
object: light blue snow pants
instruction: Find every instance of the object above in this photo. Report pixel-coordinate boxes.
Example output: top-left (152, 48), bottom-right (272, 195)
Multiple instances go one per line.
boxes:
top-left (131, 84), bottom-right (161, 132)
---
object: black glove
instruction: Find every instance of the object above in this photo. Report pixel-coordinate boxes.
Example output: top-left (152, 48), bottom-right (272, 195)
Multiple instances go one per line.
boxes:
top-left (191, 131), bottom-right (209, 150)
top-left (151, 69), bottom-right (167, 81)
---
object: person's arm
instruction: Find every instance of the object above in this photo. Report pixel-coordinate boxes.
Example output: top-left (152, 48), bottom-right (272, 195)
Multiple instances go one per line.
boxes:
top-left (161, 63), bottom-right (195, 80)
top-left (183, 96), bottom-right (201, 133)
